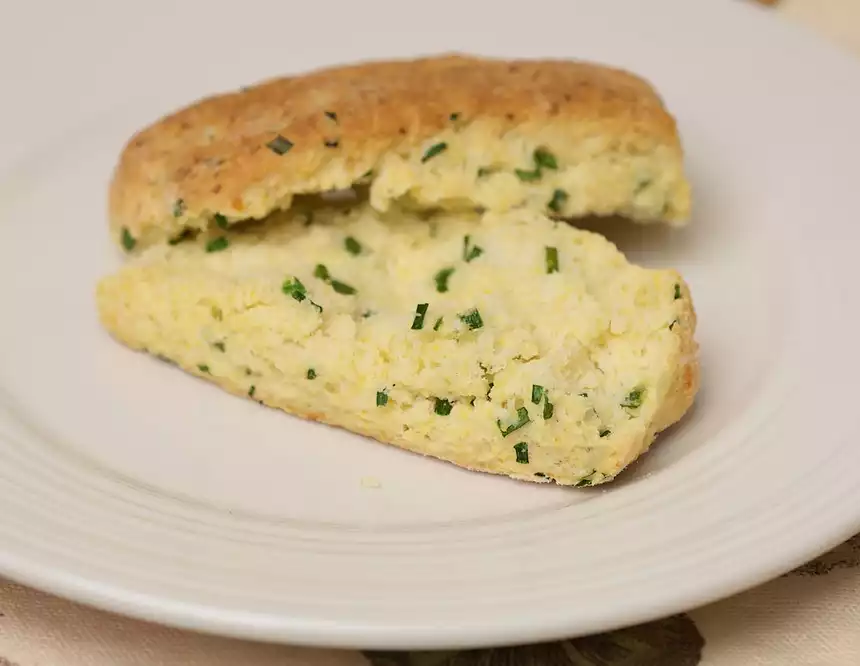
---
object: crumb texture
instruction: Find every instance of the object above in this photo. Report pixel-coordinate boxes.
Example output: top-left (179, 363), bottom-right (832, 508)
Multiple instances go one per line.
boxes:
top-left (97, 205), bottom-right (699, 486)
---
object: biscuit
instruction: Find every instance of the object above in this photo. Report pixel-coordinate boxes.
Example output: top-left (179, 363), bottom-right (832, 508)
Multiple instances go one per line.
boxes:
top-left (96, 204), bottom-right (699, 485)
top-left (109, 54), bottom-right (691, 252)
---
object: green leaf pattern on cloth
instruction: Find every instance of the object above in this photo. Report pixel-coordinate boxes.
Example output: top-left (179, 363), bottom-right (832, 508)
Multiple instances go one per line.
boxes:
top-left (365, 614), bottom-right (704, 666)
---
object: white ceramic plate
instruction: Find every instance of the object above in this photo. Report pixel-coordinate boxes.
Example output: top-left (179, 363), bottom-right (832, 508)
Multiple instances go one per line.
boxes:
top-left (1, 0), bottom-right (860, 651)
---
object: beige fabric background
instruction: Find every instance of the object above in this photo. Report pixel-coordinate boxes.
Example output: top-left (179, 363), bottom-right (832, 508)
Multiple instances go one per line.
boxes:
top-left (2, 1), bottom-right (858, 664)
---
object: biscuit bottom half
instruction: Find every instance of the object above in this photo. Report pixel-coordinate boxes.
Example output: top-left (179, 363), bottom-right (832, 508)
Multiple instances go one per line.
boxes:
top-left (96, 204), bottom-right (699, 486)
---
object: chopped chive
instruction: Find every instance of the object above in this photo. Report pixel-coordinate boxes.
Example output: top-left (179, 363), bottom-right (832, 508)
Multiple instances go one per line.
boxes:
top-left (497, 406), bottom-right (531, 437)
top-left (434, 267), bottom-right (455, 293)
top-left (514, 442), bottom-right (529, 464)
top-left (197, 364), bottom-right (210, 374)
top-left (458, 308), bottom-right (483, 330)
top-left (477, 167), bottom-right (493, 178)
top-left (674, 283), bottom-right (682, 300)
top-left (248, 385), bottom-right (256, 397)
top-left (362, 310), bottom-right (375, 318)
top-left (245, 368), bottom-right (253, 376)
top-left (168, 228), bottom-right (195, 245)
top-left (449, 112), bottom-right (461, 121)
top-left (173, 198), bottom-right (186, 218)
top-left (599, 428), bottom-right (611, 438)
top-left (213, 341), bottom-right (226, 352)
top-left (575, 474), bottom-right (596, 488)
top-left (534, 148), bottom-right (558, 170)
top-left (266, 134), bottom-right (293, 155)
top-left (669, 319), bottom-right (678, 331)
top-left (214, 213), bottom-right (229, 229)
top-left (331, 280), bottom-right (357, 295)
top-left (376, 390), bottom-right (389, 407)
top-left (531, 385), bottom-right (545, 405)
top-left (211, 305), bottom-right (223, 321)
top-left (411, 303), bottom-right (429, 330)
top-left (324, 139), bottom-right (340, 148)
top-left (314, 264), bottom-right (331, 281)
top-left (434, 398), bottom-right (453, 416)
top-left (121, 227), bottom-right (136, 252)
top-left (515, 168), bottom-right (542, 182)
top-left (463, 235), bottom-right (484, 262)
top-left (579, 392), bottom-right (589, 398)
top-left (635, 178), bottom-right (652, 194)
top-left (548, 189), bottom-right (568, 213)
top-left (545, 246), bottom-right (559, 274)
top-left (543, 399), bottom-right (554, 420)
top-left (622, 386), bottom-right (645, 409)
top-left (282, 277), bottom-right (308, 302)
top-left (307, 368), bottom-right (317, 380)
top-left (421, 142), bottom-right (448, 162)
top-left (534, 472), bottom-right (547, 478)
top-left (324, 110), bottom-right (338, 122)
top-left (206, 237), bottom-right (229, 253)
top-left (433, 316), bottom-right (444, 331)
top-left (360, 169), bottom-right (373, 181)
top-left (344, 236), bottom-right (362, 255)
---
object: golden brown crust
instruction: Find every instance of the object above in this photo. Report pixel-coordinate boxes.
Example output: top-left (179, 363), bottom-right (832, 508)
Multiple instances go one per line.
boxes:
top-left (110, 53), bottom-right (688, 250)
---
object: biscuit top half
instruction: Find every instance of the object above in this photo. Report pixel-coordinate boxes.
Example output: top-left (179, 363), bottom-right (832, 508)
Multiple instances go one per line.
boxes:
top-left (110, 54), bottom-right (691, 252)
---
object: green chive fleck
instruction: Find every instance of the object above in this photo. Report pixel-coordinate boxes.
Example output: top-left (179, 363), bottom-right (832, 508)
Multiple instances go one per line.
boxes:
top-left (266, 134), bottom-right (293, 155)
top-left (599, 428), bottom-right (611, 438)
top-left (173, 198), bottom-right (186, 218)
top-left (458, 308), bottom-right (483, 330)
top-left (314, 264), bottom-right (356, 295)
top-left (324, 110), bottom-right (338, 122)
top-left (421, 142), bottom-right (448, 162)
top-left (575, 474), bottom-right (596, 488)
top-left (497, 406), bottom-right (531, 437)
top-left (307, 368), bottom-right (317, 380)
top-left (546, 246), bottom-right (559, 274)
top-left (197, 364), bottom-right (210, 374)
top-left (449, 112), bottom-right (461, 122)
top-left (531, 385), bottom-right (545, 405)
top-left (515, 168), bottom-right (542, 182)
top-left (411, 303), bottom-right (429, 330)
top-left (213, 341), bottom-right (226, 352)
top-left (548, 189), bottom-right (568, 213)
top-left (376, 390), bottom-right (389, 407)
top-left (206, 237), bottom-right (229, 253)
top-left (514, 442), bottom-right (529, 464)
top-left (331, 280), bottom-right (357, 295)
top-left (674, 283), bottom-right (682, 300)
top-left (543, 399), bottom-right (554, 420)
top-left (434, 398), bottom-right (453, 416)
top-left (211, 305), bottom-right (223, 321)
top-left (344, 236), bottom-right (362, 255)
top-left (214, 213), bottom-right (229, 230)
top-left (433, 316), bottom-right (444, 331)
top-left (622, 386), bottom-right (645, 410)
top-left (463, 235), bottom-right (484, 262)
top-left (282, 277), bottom-right (308, 302)
top-left (121, 227), bottom-right (136, 252)
top-left (477, 167), bottom-right (494, 178)
top-left (248, 385), bottom-right (256, 397)
top-left (434, 267), bottom-right (455, 293)
top-left (534, 148), bottom-right (558, 170)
